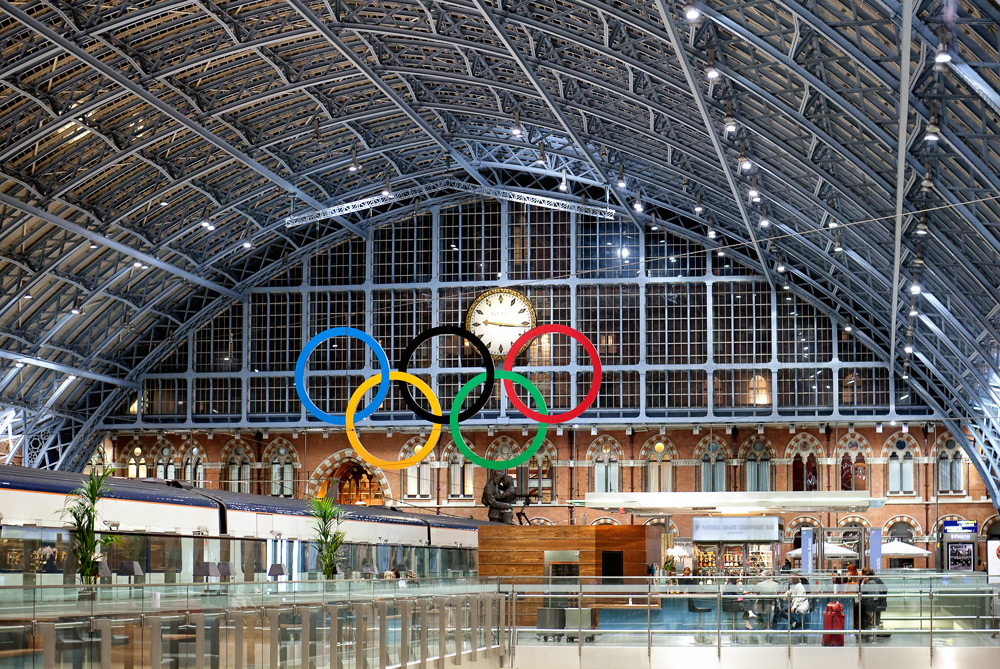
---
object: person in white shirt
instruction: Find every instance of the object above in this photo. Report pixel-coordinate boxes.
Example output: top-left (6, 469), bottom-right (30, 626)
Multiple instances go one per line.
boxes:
top-left (773, 575), bottom-right (809, 630)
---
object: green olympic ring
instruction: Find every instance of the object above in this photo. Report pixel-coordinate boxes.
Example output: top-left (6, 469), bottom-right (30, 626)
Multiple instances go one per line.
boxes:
top-left (449, 370), bottom-right (547, 469)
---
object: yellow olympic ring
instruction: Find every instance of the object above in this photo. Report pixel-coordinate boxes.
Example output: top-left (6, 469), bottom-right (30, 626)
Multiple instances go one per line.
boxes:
top-left (345, 371), bottom-right (441, 470)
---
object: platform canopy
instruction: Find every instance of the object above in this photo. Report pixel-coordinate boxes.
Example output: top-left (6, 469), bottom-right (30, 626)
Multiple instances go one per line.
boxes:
top-left (572, 491), bottom-right (881, 515)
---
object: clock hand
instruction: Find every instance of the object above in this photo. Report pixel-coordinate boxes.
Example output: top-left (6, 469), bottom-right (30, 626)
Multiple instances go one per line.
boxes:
top-left (484, 320), bottom-right (529, 327)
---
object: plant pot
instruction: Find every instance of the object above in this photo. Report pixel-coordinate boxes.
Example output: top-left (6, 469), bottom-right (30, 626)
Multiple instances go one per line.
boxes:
top-left (78, 588), bottom-right (97, 601)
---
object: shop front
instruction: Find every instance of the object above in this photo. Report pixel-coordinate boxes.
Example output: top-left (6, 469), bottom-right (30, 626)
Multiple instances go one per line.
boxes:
top-left (692, 516), bottom-right (781, 576)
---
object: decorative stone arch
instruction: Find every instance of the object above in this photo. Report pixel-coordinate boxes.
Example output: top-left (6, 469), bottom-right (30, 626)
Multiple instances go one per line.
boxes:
top-left (397, 435), bottom-right (436, 462)
top-left (932, 431), bottom-right (965, 457)
top-left (784, 433), bottom-right (824, 459)
top-left (150, 439), bottom-right (179, 465)
top-left (880, 431), bottom-right (922, 458)
top-left (737, 434), bottom-right (776, 459)
top-left (930, 514), bottom-right (967, 537)
top-left (262, 437), bottom-right (301, 467)
top-left (638, 436), bottom-right (679, 460)
top-left (784, 515), bottom-right (821, 540)
top-left (175, 438), bottom-right (205, 464)
top-left (305, 449), bottom-right (393, 501)
top-left (522, 438), bottom-right (557, 461)
top-left (590, 516), bottom-right (620, 526)
top-left (643, 517), bottom-right (680, 536)
top-left (441, 438), bottom-right (482, 462)
top-left (883, 514), bottom-right (924, 536)
top-left (584, 435), bottom-right (623, 461)
top-left (485, 435), bottom-right (522, 460)
top-left (529, 517), bottom-right (554, 526)
top-left (834, 432), bottom-right (873, 458)
top-left (116, 438), bottom-right (147, 469)
top-left (837, 515), bottom-right (872, 529)
top-left (692, 433), bottom-right (732, 460)
top-left (219, 437), bottom-right (255, 465)
top-left (979, 514), bottom-right (1000, 540)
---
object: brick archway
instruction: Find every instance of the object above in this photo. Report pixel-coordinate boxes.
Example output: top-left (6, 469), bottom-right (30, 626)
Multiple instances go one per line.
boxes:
top-left (305, 449), bottom-right (393, 501)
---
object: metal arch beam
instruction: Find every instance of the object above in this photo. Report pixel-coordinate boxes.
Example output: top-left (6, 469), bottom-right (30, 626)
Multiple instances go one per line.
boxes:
top-left (470, 0), bottom-right (642, 228)
top-left (0, 193), bottom-right (247, 302)
top-left (889, 0), bottom-right (915, 386)
top-left (659, 2), bottom-right (772, 287)
top-left (0, 351), bottom-right (138, 390)
top-left (285, 0), bottom-right (489, 188)
top-left (0, 1), bottom-right (327, 212)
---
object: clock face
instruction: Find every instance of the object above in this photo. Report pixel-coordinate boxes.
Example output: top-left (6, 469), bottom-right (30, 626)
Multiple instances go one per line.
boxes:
top-left (465, 289), bottom-right (536, 359)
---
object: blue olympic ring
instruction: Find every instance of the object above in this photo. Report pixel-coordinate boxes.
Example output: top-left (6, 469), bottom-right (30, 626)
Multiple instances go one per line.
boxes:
top-left (294, 327), bottom-right (391, 425)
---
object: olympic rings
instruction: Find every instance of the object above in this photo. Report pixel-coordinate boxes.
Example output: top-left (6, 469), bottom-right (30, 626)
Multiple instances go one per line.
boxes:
top-left (295, 327), bottom-right (391, 425)
top-left (295, 324), bottom-right (601, 471)
top-left (345, 371), bottom-right (441, 470)
top-left (502, 324), bottom-right (602, 423)
top-left (397, 325), bottom-right (495, 424)
top-left (450, 370), bottom-right (547, 469)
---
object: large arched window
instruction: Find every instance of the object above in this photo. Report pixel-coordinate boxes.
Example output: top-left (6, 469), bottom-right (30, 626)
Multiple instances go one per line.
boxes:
top-left (840, 444), bottom-right (867, 491)
top-left (271, 456), bottom-right (294, 497)
top-left (228, 455), bottom-right (251, 493)
top-left (791, 453), bottom-right (819, 491)
top-left (126, 446), bottom-right (147, 479)
top-left (402, 439), bottom-right (433, 499)
top-left (700, 441), bottom-right (726, 492)
top-left (518, 454), bottom-right (554, 503)
top-left (937, 439), bottom-right (964, 494)
top-left (647, 448), bottom-right (672, 493)
top-left (449, 456), bottom-right (474, 498)
top-left (593, 445), bottom-right (620, 493)
top-left (887, 439), bottom-right (916, 495)
top-left (745, 440), bottom-right (771, 491)
top-left (154, 457), bottom-right (176, 480)
top-left (183, 452), bottom-right (206, 487)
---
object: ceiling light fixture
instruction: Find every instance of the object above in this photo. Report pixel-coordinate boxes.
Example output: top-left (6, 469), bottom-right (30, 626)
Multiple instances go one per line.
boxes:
top-left (909, 303), bottom-right (919, 317)
top-left (683, 3), bottom-right (701, 20)
top-left (559, 170), bottom-right (568, 192)
top-left (708, 227), bottom-right (717, 239)
top-left (910, 282), bottom-right (921, 295)
top-left (705, 49), bottom-right (720, 80)
top-left (834, 231), bottom-right (843, 252)
top-left (617, 163), bottom-right (626, 188)
top-left (759, 205), bottom-right (770, 228)
top-left (382, 174), bottom-right (393, 197)
top-left (14, 362), bottom-right (24, 369)
top-left (901, 363), bottom-right (910, 380)
top-left (536, 143), bottom-right (547, 165)
top-left (724, 115), bottom-right (737, 134)
top-left (511, 109), bottom-right (523, 137)
top-left (934, 38), bottom-right (951, 64)
top-left (632, 189), bottom-right (644, 213)
top-left (738, 152), bottom-right (752, 171)
top-left (924, 121), bottom-right (940, 142)
top-left (694, 193), bottom-right (704, 214)
top-left (776, 258), bottom-right (786, 273)
top-left (904, 344), bottom-right (914, 354)
top-left (915, 214), bottom-right (929, 236)
top-left (349, 147), bottom-right (360, 172)
top-left (844, 321), bottom-right (853, 333)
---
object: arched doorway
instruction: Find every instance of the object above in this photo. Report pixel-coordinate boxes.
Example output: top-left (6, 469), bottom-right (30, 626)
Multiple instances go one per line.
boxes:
top-left (317, 462), bottom-right (385, 506)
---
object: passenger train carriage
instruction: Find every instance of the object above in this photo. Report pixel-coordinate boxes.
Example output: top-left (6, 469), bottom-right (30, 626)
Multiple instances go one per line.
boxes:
top-left (0, 465), bottom-right (480, 586)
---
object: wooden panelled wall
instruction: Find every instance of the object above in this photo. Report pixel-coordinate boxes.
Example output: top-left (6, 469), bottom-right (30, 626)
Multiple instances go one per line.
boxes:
top-left (480, 525), bottom-right (651, 625)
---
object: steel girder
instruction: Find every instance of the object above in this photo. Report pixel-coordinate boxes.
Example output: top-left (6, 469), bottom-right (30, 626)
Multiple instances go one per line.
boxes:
top-left (0, 0), bottom-right (997, 502)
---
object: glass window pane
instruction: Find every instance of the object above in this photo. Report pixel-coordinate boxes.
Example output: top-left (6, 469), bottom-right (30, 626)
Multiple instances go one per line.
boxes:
top-left (951, 458), bottom-right (963, 493)
top-left (889, 454), bottom-right (901, 493)
top-left (902, 454), bottom-right (914, 492)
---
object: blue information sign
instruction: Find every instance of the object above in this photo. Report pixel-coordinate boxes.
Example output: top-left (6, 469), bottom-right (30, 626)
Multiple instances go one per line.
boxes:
top-left (943, 520), bottom-right (978, 534)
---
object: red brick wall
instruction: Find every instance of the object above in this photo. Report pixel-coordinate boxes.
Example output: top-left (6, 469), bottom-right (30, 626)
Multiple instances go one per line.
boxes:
top-left (104, 423), bottom-right (999, 568)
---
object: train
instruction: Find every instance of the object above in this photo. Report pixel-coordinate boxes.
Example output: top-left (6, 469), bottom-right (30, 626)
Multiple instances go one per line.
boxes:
top-left (0, 465), bottom-right (482, 586)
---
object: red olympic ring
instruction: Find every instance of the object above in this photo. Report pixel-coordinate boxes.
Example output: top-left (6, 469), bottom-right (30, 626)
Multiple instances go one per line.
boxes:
top-left (502, 324), bottom-right (602, 423)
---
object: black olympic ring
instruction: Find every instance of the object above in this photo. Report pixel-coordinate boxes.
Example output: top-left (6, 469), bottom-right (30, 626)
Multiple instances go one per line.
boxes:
top-left (396, 325), bottom-right (496, 424)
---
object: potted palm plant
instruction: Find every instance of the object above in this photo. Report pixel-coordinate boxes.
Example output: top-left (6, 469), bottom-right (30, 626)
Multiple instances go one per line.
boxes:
top-left (65, 468), bottom-right (120, 597)
top-left (308, 497), bottom-right (346, 580)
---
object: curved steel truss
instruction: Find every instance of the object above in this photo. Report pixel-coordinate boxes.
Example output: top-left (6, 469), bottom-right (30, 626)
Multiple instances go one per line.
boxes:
top-left (0, 0), bottom-right (998, 504)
